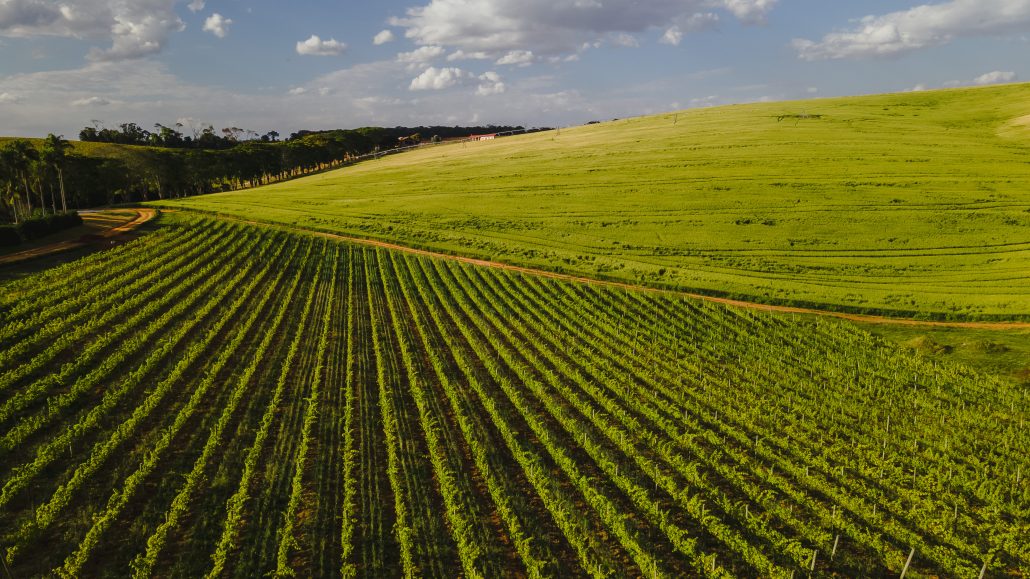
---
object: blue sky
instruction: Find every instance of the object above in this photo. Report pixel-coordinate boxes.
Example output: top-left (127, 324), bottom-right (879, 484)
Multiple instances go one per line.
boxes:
top-left (0, 0), bottom-right (1027, 137)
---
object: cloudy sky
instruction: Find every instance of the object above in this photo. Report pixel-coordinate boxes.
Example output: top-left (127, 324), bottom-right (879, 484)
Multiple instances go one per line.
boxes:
top-left (0, 0), bottom-right (1027, 137)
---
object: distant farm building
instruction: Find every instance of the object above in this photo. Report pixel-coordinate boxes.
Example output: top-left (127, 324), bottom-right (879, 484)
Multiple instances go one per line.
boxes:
top-left (469, 133), bottom-right (497, 141)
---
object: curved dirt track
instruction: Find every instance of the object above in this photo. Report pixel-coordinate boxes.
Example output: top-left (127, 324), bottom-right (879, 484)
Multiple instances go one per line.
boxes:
top-left (0, 208), bottom-right (157, 266)
top-left (166, 208), bottom-right (1030, 330)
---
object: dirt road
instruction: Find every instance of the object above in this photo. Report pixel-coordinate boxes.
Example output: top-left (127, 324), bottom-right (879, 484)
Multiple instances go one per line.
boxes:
top-left (0, 208), bottom-right (157, 266)
top-left (168, 209), bottom-right (1029, 330)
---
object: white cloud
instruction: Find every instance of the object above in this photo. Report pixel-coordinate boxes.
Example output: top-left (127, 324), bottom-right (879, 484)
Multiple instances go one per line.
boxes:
top-left (296, 34), bottom-right (347, 56)
top-left (0, 57), bottom-right (630, 139)
top-left (794, 0), bottom-right (1030, 60)
top-left (0, 0), bottom-right (185, 61)
top-left (447, 49), bottom-right (492, 61)
top-left (71, 96), bottom-right (111, 106)
top-left (389, 0), bottom-right (776, 56)
top-left (397, 45), bottom-right (446, 64)
top-left (690, 95), bottom-right (720, 107)
top-left (373, 29), bottom-right (395, 45)
top-left (202, 13), bottom-right (232, 39)
top-left (660, 26), bottom-right (684, 46)
top-left (288, 87), bottom-right (307, 96)
top-left (723, 0), bottom-right (776, 24)
top-left (904, 71), bottom-right (1017, 92)
top-left (0, 60), bottom-right (289, 137)
top-left (974, 70), bottom-right (1017, 85)
top-left (660, 12), bottom-right (720, 46)
top-left (409, 66), bottom-right (470, 90)
top-left (496, 49), bottom-right (534, 66)
top-left (187, 0), bottom-right (205, 13)
top-left (0, 92), bottom-right (22, 103)
top-left (318, 86), bottom-right (332, 96)
top-left (476, 71), bottom-right (506, 96)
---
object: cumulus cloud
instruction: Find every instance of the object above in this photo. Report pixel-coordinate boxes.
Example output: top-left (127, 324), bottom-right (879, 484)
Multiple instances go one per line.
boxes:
top-left (0, 92), bottom-right (22, 103)
top-left (447, 49), bottom-right (491, 61)
top-left (0, 57), bottom-right (636, 140)
top-left (660, 27), bottom-right (684, 46)
top-left (476, 71), bottom-right (506, 96)
top-left (71, 96), bottom-right (111, 106)
top-left (794, 0), bottom-right (1030, 60)
top-left (373, 29), bottom-right (395, 45)
top-left (389, 0), bottom-right (776, 56)
top-left (296, 34), bottom-right (347, 56)
top-left (974, 70), bottom-right (1017, 85)
top-left (495, 49), bottom-right (534, 66)
top-left (659, 12), bottom-right (721, 46)
top-left (203, 13), bottom-right (232, 39)
top-left (288, 87), bottom-right (307, 96)
top-left (409, 66), bottom-right (469, 90)
top-left (397, 45), bottom-right (446, 70)
top-left (0, 0), bottom-right (185, 61)
top-left (187, 0), bottom-right (205, 12)
top-left (406, 66), bottom-right (506, 95)
top-left (723, 0), bottom-right (776, 23)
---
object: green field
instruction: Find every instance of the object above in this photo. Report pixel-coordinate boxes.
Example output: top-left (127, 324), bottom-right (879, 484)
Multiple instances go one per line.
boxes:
top-left (155, 83), bottom-right (1030, 319)
top-left (0, 213), bottom-right (1026, 577)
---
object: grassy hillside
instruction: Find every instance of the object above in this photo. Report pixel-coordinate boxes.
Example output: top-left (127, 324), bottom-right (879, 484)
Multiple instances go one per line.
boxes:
top-left (0, 213), bottom-right (1025, 577)
top-left (0, 135), bottom-right (163, 161)
top-left (157, 83), bottom-right (1030, 319)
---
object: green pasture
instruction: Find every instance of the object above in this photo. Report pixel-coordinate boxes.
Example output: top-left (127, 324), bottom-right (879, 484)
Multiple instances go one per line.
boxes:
top-left (156, 83), bottom-right (1030, 319)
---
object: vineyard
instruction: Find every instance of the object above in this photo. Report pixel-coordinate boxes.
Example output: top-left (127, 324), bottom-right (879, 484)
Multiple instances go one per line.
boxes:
top-left (0, 213), bottom-right (1027, 577)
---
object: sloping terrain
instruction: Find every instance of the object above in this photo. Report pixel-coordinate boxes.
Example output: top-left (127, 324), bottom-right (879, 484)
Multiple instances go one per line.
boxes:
top-left (158, 83), bottom-right (1030, 319)
top-left (0, 214), bottom-right (1026, 577)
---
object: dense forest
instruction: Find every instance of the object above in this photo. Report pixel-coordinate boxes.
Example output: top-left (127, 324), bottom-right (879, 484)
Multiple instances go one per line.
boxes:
top-left (0, 123), bottom-right (535, 224)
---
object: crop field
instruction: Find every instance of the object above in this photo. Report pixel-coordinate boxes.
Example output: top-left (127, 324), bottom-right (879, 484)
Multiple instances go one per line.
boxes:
top-left (0, 213), bottom-right (1026, 577)
top-left (155, 83), bottom-right (1030, 319)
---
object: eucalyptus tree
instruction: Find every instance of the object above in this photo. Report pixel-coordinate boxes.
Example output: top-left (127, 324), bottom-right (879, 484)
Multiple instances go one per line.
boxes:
top-left (42, 134), bottom-right (71, 212)
top-left (0, 145), bottom-right (17, 222)
top-left (0, 140), bottom-right (39, 219)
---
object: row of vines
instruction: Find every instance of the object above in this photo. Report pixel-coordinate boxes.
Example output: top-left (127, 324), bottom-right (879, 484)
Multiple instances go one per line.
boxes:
top-left (0, 213), bottom-right (1026, 577)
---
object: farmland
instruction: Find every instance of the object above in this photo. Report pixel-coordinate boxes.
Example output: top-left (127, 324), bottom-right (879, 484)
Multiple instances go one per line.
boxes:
top-left (0, 212), bottom-right (1026, 577)
top-left (155, 83), bottom-right (1030, 319)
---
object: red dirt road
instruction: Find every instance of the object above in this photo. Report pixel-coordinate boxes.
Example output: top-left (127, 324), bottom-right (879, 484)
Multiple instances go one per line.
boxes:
top-left (0, 208), bottom-right (157, 266)
top-left (166, 209), bottom-right (1029, 330)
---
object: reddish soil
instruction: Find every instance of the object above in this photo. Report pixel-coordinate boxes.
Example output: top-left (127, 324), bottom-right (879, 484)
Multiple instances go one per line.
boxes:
top-left (0, 208), bottom-right (157, 266)
top-left (175, 210), bottom-right (1029, 330)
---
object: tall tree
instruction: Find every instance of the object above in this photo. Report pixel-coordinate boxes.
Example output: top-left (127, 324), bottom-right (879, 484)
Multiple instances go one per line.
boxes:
top-left (2, 140), bottom-right (39, 218)
top-left (0, 146), bottom-right (18, 222)
top-left (41, 134), bottom-right (71, 212)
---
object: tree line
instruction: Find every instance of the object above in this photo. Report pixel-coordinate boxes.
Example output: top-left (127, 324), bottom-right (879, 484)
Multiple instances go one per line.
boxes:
top-left (79, 122), bottom-right (279, 150)
top-left (1, 124), bottom-right (532, 224)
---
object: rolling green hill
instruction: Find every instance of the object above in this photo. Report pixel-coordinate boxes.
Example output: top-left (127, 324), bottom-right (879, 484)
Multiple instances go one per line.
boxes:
top-left (0, 136), bottom-right (164, 162)
top-left (156, 83), bottom-right (1030, 319)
